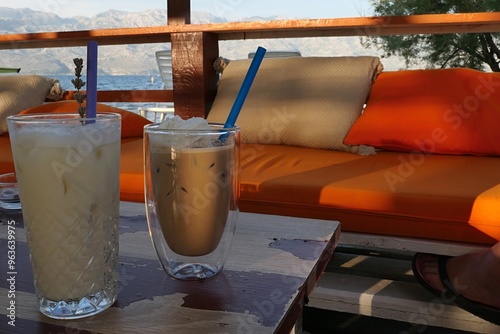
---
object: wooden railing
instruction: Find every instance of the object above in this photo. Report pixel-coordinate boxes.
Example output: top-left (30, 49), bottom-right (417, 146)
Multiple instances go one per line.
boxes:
top-left (2, 12), bottom-right (500, 49)
top-left (2, 8), bottom-right (500, 117)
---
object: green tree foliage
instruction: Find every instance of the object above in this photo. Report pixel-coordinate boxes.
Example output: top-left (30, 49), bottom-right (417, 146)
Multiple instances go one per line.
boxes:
top-left (363, 0), bottom-right (500, 71)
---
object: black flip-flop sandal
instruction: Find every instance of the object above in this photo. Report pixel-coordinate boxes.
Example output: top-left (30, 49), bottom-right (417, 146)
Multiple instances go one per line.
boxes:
top-left (412, 253), bottom-right (500, 326)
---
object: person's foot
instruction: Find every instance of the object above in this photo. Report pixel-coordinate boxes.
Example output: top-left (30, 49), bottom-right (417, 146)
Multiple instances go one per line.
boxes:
top-left (415, 251), bottom-right (500, 310)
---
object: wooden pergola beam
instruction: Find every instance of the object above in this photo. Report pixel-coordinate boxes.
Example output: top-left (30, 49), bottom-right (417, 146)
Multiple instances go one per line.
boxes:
top-left (0, 13), bottom-right (499, 50)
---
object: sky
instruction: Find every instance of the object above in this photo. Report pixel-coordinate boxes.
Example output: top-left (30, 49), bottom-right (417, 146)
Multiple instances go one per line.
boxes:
top-left (1, 0), bottom-right (373, 20)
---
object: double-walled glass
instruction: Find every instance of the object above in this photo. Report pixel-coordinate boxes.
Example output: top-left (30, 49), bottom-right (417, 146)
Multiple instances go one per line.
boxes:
top-left (7, 113), bottom-right (121, 319)
top-left (144, 123), bottom-right (240, 280)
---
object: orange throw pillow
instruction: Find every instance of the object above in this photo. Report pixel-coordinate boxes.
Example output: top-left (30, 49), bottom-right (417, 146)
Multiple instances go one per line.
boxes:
top-left (19, 100), bottom-right (151, 138)
top-left (343, 68), bottom-right (500, 156)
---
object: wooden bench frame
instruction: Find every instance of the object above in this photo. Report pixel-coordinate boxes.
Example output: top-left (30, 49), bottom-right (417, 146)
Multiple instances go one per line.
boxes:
top-left (2, 2), bottom-right (499, 331)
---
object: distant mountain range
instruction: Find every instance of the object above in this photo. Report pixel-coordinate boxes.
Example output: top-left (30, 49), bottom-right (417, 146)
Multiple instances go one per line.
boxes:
top-left (0, 7), bottom-right (405, 76)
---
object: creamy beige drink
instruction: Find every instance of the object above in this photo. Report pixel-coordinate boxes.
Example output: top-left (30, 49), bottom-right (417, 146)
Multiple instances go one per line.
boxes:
top-left (144, 116), bottom-right (239, 280)
top-left (149, 145), bottom-right (232, 256)
top-left (8, 114), bottom-right (120, 310)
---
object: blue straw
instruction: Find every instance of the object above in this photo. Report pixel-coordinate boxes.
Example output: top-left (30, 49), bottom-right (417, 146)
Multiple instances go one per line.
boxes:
top-left (223, 46), bottom-right (267, 129)
top-left (86, 41), bottom-right (98, 120)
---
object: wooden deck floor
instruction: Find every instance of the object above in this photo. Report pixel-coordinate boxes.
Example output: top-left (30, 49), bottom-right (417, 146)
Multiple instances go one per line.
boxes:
top-left (304, 246), bottom-right (500, 334)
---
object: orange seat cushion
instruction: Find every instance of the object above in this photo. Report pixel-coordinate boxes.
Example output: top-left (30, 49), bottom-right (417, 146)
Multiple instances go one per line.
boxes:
top-left (120, 137), bottom-right (146, 202)
top-left (0, 133), bottom-right (12, 175)
top-left (239, 143), bottom-right (500, 245)
top-left (344, 68), bottom-right (500, 156)
top-left (4, 121), bottom-right (500, 244)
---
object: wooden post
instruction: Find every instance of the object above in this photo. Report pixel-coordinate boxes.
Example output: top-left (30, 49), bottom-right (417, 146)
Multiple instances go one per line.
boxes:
top-left (171, 32), bottom-right (219, 119)
top-left (167, 0), bottom-right (219, 118)
top-left (167, 0), bottom-right (190, 25)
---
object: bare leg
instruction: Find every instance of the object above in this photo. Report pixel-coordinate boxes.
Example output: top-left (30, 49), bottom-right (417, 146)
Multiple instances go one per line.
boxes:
top-left (418, 242), bottom-right (500, 309)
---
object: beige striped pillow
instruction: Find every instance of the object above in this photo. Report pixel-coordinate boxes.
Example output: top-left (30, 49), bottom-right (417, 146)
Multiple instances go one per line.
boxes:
top-left (0, 75), bottom-right (63, 135)
top-left (207, 56), bottom-right (382, 152)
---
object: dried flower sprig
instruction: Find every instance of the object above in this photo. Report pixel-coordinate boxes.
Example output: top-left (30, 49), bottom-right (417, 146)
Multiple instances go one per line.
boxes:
top-left (71, 58), bottom-right (86, 118)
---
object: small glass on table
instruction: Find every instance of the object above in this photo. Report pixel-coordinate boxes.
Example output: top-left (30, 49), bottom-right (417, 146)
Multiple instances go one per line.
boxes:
top-left (0, 173), bottom-right (21, 211)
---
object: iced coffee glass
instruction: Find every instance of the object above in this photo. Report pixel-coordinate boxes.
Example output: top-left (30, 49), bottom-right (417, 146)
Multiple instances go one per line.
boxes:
top-left (144, 123), bottom-right (240, 280)
top-left (7, 113), bottom-right (121, 319)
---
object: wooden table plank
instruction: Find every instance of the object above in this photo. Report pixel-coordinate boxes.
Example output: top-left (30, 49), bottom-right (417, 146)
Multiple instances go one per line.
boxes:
top-left (0, 202), bottom-right (340, 334)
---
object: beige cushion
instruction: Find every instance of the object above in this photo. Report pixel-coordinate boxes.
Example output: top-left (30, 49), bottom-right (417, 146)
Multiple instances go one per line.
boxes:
top-left (0, 75), bottom-right (63, 135)
top-left (207, 56), bottom-right (383, 151)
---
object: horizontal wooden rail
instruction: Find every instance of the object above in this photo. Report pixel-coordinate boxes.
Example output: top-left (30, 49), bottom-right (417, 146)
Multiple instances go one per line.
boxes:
top-left (0, 27), bottom-right (172, 49)
top-left (48, 90), bottom-right (173, 103)
top-left (195, 12), bottom-right (500, 39)
top-left (1, 13), bottom-right (500, 50)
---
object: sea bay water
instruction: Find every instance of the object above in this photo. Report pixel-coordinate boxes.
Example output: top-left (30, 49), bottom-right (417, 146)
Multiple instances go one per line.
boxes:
top-left (53, 74), bottom-right (166, 115)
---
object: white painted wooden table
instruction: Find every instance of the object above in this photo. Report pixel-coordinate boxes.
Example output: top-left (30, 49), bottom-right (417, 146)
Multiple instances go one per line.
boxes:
top-left (0, 202), bottom-right (340, 334)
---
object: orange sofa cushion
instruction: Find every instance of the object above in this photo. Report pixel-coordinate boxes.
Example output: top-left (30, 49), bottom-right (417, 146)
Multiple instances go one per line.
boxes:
top-left (3, 116), bottom-right (500, 244)
top-left (120, 137), bottom-right (146, 202)
top-left (0, 101), bottom-right (151, 202)
top-left (0, 133), bottom-right (12, 175)
top-left (239, 143), bottom-right (500, 245)
top-left (344, 68), bottom-right (500, 156)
